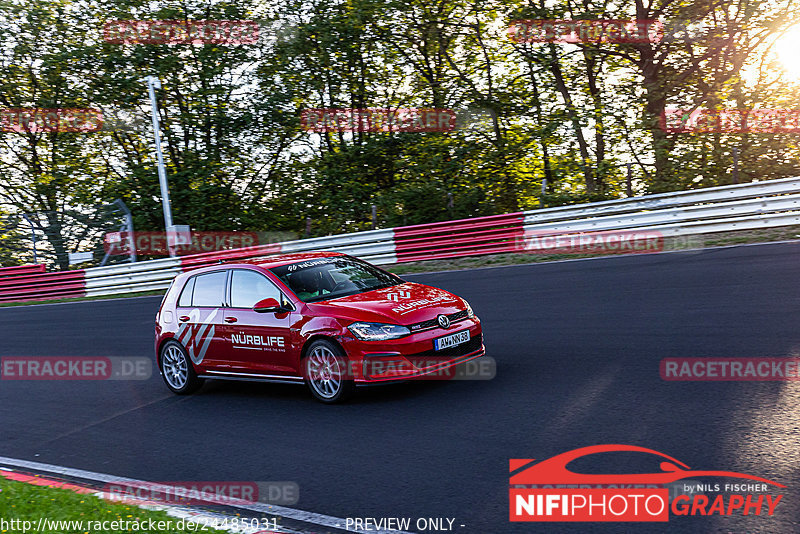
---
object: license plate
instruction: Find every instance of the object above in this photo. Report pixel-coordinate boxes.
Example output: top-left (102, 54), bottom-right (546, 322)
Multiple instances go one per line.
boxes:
top-left (434, 330), bottom-right (470, 351)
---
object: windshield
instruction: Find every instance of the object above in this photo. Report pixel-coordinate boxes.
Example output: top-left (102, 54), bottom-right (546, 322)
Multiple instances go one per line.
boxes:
top-left (270, 256), bottom-right (403, 303)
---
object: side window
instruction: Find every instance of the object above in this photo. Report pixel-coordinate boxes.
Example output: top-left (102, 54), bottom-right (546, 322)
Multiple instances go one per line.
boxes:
top-left (177, 277), bottom-right (195, 307)
top-left (230, 270), bottom-right (281, 308)
top-left (192, 271), bottom-right (227, 307)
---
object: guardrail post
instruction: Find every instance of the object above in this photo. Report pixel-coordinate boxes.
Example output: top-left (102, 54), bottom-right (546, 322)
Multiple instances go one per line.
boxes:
top-left (371, 204), bottom-right (377, 229)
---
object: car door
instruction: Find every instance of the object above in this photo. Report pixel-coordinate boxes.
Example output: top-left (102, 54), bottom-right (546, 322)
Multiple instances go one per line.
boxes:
top-left (222, 268), bottom-right (296, 375)
top-left (174, 270), bottom-right (228, 369)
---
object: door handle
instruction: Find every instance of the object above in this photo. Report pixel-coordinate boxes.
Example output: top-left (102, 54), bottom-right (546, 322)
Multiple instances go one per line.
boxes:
top-left (178, 316), bottom-right (190, 322)
top-left (224, 317), bottom-right (238, 323)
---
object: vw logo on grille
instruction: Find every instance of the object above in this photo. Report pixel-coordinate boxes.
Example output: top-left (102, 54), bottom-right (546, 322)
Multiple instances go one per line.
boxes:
top-left (437, 314), bottom-right (451, 329)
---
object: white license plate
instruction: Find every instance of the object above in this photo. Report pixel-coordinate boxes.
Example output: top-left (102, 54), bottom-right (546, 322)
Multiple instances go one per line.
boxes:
top-left (434, 330), bottom-right (470, 351)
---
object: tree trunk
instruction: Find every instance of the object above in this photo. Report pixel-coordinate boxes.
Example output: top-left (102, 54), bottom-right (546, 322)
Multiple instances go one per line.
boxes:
top-left (546, 43), bottom-right (595, 193)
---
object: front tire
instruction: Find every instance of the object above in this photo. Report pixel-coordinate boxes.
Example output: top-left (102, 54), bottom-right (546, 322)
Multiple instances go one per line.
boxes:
top-left (303, 339), bottom-right (355, 403)
top-left (159, 340), bottom-right (204, 395)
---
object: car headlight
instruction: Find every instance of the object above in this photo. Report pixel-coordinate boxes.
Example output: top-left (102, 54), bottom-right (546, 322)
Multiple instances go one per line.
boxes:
top-left (463, 299), bottom-right (475, 318)
top-left (348, 322), bottom-right (411, 341)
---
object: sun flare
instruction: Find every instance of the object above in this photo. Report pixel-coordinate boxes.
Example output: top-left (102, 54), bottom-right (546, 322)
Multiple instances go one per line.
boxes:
top-left (775, 24), bottom-right (800, 78)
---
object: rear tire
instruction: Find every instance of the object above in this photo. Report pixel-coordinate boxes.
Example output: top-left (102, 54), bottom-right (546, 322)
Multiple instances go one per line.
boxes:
top-left (159, 340), bottom-right (204, 395)
top-left (303, 339), bottom-right (355, 403)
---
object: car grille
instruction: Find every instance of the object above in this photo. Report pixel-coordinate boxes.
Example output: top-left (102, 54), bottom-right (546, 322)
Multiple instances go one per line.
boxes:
top-left (409, 310), bottom-right (469, 332)
top-left (407, 333), bottom-right (483, 365)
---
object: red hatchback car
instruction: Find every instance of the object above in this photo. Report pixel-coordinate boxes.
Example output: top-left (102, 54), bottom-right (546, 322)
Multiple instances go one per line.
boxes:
top-left (155, 252), bottom-right (484, 402)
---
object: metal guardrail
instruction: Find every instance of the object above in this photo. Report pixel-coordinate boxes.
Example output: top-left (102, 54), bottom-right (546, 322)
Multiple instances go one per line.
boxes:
top-left (0, 269), bottom-right (86, 303)
top-left (523, 193), bottom-right (800, 235)
top-left (523, 176), bottom-right (800, 224)
top-left (83, 229), bottom-right (397, 298)
top-left (83, 257), bottom-right (182, 297)
top-left (394, 213), bottom-right (524, 262)
top-left (6, 176), bottom-right (800, 303)
top-left (0, 264), bottom-right (45, 277)
top-left (522, 179), bottom-right (800, 241)
top-left (280, 228), bottom-right (396, 263)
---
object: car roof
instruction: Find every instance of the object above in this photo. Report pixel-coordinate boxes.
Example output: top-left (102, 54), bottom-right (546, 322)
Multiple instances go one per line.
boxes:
top-left (250, 250), bottom-right (346, 268)
top-left (181, 251), bottom-right (347, 277)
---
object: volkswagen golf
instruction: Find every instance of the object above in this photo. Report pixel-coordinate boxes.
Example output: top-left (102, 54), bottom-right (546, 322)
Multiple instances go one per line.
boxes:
top-left (155, 251), bottom-right (484, 402)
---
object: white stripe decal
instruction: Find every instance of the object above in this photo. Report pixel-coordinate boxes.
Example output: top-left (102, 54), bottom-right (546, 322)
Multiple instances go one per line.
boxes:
top-left (177, 323), bottom-right (192, 345)
top-left (190, 309), bottom-right (219, 364)
top-left (196, 325), bottom-right (214, 364)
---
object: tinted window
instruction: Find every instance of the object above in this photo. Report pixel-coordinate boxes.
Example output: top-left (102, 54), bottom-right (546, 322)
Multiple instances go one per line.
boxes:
top-left (177, 277), bottom-right (195, 307)
top-left (270, 256), bottom-right (401, 303)
top-left (191, 271), bottom-right (226, 307)
top-left (230, 270), bottom-right (282, 308)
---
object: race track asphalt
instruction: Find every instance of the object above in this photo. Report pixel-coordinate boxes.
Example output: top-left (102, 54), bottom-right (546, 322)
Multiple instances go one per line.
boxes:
top-left (2, 242), bottom-right (800, 533)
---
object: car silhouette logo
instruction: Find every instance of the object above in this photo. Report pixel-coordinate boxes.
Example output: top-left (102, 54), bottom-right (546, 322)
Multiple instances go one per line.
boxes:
top-left (510, 444), bottom-right (785, 487)
top-left (437, 314), bottom-right (450, 328)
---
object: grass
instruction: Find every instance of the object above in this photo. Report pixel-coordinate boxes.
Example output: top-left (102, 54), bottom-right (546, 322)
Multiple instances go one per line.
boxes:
top-left (5, 224), bottom-right (800, 306)
top-left (0, 475), bottom-right (231, 534)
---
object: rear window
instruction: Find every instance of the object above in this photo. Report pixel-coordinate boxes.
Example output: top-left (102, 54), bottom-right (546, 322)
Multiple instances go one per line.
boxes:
top-left (190, 271), bottom-right (227, 307)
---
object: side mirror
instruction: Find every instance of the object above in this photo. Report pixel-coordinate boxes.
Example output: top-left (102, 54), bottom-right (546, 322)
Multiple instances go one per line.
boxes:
top-left (253, 297), bottom-right (283, 313)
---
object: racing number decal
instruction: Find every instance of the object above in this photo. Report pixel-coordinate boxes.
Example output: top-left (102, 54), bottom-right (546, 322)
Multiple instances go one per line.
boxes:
top-left (176, 308), bottom-right (220, 364)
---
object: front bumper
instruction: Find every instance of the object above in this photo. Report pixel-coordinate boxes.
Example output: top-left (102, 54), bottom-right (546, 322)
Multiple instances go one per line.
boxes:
top-left (343, 317), bottom-right (486, 383)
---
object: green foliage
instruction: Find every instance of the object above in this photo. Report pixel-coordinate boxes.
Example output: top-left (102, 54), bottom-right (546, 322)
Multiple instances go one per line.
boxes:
top-left (0, 213), bottom-right (27, 266)
top-left (0, 476), bottom-right (229, 533)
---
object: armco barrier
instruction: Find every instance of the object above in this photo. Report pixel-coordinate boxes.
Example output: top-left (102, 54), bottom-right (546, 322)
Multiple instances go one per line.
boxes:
top-left (279, 228), bottom-right (397, 264)
top-left (6, 176), bottom-right (800, 303)
top-left (0, 264), bottom-right (45, 277)
top-left (178, 228), bottom-right (398, 270)
top-left (523, 176), bottom-right (800, 225)
top-left (520, 179), bottom-right (800, 239)
top-left (394, 213), bottom-right (524, 262)
top-left (0, 269), bottom-right (85, 303)
top-left (180, 244), bottom-right (283, 271)
top-left (83, 257), bottom-right (182, 298)
top-left (84, 228), bottom-right (397, 297)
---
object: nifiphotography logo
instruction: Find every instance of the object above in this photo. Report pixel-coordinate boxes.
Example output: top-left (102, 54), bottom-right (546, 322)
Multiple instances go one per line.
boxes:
top-left (509, 444), bottom-right (784, 522)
